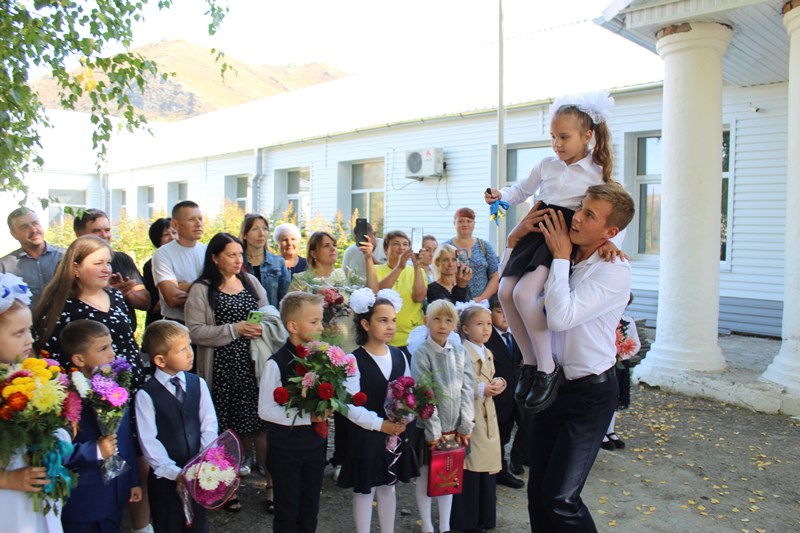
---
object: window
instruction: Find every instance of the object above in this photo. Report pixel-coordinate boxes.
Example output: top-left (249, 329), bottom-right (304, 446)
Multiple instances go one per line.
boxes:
top-left (504, 145), bottom-right (552, 242)
top-left (634, 131), bottom-right (731, 260)
top-left (111, 189), bottom-right (127, 222)
top-left (286, 169), bottom-right (310, 225)
top-left (225, 175), bottom-right (250, 211)
top-left (167, 181), bottom-right (188, 209)
top-left (351, 161), bottom-right (384, 234)
top-left (138, 185), bottom-right (155, 220)
top-left (48, 189), bottom-right (86, 225)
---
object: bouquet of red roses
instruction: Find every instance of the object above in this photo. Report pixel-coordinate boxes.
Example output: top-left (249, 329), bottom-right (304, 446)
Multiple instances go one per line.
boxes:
top-left (0, 356), bottom-right (82, 515)
top-left (70, 357), bottom-right (133, 482)
top-left (272, 341), bottom-right (360, 438)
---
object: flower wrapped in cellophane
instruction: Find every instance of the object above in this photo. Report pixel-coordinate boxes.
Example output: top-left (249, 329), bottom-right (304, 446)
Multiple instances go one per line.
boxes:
top-left (615, 319), bottom-right (637, 368)
top-left (0, 356), bottom-right (83, 515)
top-left (70, 357), bottom-right (133, 482)
top-left (272, 341), bottom-right (357, 438)
top-left (178, 429), bottom-right (242, 526)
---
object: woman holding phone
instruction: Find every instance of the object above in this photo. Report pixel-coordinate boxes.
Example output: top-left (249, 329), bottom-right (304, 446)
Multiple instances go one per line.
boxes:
top-left (427, 243), bottom-right (473, 304)
top-left (445, 207), bottom-right (500, 302)
top-left (185, 232), bottom-right (269, 510)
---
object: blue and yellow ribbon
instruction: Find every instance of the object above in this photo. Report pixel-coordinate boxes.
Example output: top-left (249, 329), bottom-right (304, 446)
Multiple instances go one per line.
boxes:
top-left (489, 199), bottom-right (510, 225)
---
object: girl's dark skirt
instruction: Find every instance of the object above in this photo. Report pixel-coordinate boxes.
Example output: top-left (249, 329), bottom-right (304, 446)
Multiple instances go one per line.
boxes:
top-left (501, 203), bottom-right (575, 278)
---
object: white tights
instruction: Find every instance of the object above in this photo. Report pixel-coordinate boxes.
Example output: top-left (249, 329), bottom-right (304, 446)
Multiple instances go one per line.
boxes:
top-left (415, 466), bottom-right (453, 533)
top-left (353, 484), bottom-right (396, 533)
top-left (497, 266), bottom-right (555, 373)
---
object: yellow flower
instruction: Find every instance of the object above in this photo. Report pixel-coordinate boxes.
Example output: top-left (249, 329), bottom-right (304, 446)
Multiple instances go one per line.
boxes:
top-left (29, 379), bottom-right (65, 414)
top-left (22, 358), bottom-right (47, 370)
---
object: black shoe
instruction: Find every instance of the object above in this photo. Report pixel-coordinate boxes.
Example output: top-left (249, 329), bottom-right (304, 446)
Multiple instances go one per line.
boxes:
top-left (514, 365), bottom-right (537, 404)
top-left (600, 438), bottom-right (615, 451)
top-left (607, 432), bottom-right (626, 449)
top-left (509, 460), bottom-right (524, 476)
top-left (496, 470), bottom-right (524, 489)
top-left (525, 365), bottom-right (564, 413)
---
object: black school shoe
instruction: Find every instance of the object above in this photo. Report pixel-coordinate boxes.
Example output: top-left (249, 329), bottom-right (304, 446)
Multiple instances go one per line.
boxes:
top-left (509, 460), bottom-right (524, 476)
top-left (525, 365), bottom-right (564, 413)
top-left (497, 470), bottom-right (525, 489)
top-left (607, 432), bottom-right (626, 449)
top-left (514, 364), bottom-right (537, 404)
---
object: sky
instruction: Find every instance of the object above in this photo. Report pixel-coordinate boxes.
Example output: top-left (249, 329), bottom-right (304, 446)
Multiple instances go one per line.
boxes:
top-left (130, 0), bottom-right (627, 74)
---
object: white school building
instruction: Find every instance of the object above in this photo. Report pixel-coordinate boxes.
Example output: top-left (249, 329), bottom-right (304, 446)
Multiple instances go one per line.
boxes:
top-left (3, 0), bottom-right (799, 414)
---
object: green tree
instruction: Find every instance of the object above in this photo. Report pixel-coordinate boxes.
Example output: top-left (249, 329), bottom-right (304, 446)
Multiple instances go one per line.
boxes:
top-left (0, 0), bottom-right (227, 202)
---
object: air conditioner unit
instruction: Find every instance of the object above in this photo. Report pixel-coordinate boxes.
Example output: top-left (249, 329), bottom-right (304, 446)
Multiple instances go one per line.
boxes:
top-left (405, 147), bottom-right (444, 179)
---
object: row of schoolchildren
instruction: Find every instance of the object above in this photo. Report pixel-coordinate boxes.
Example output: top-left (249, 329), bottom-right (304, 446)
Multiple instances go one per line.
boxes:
top-left (1, 274), bottom-right (511, 533)
top-left (259, 291), bottom-right (513, 533)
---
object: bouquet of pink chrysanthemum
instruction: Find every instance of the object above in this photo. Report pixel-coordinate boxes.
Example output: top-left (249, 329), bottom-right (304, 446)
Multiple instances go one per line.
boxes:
top-left (273, 341), bottom-right (357, 439)
top-left (615, 319), bottom-right (637, 368)
top-left (0, 355), bottom-right (82, 515)
top-left (384, 374), bottom-right (440, 426)
top-left (179, 429), bottom-right (242, 526)
top-left (71, 357), bottom-right (133, 482)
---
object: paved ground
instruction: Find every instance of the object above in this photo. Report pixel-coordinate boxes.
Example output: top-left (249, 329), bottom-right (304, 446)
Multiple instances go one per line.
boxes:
top-left (126, 332), bottom-right (800, 532)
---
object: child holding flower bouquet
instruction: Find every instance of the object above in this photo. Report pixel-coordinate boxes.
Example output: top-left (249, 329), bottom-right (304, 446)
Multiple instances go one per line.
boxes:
top-left (411, 299), bottom-right (475, 533)
top-left (59, 319), bottom-right (142, 533)
top-left (258, 291), bottom-right (329, 533)
top-left (0, 273), bottom-right (72, 532)
top-left (337, 288), bottom-right (419, 533)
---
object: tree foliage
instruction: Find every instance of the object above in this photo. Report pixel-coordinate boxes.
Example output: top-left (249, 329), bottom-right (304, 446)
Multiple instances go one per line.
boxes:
top-left (0, 0), bottom-right (228, 201)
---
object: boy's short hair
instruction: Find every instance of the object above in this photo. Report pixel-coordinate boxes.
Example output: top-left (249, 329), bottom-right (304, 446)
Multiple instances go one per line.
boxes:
top-left (279, 291), bottom-right (324, 324)
top-left (425, 299), bottom-right (458, 322)
top-left (488, 295), bottom-right (501, 311)
top-left (73, 208), bottom-right (108, 234)
top-left (585, 182), bottom-right (635, 231)
top-left (60, 320), bottom-right (110, 358)
top-left (142, 320), bottom-right (189, 360)
top-left (172, 200), bottom-right (200, 219)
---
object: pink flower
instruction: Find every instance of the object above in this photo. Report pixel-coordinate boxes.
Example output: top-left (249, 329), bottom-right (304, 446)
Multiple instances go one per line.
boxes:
top-left (204, 446), bottom-right (233, 469)
top-left (104, 387), bottom-right (129, 407)
top-left (390, 381), bottom-right (405, 399)
top-left (327, 346), bottom-right (347, 367)
top-left (425, 388), bottom-right (435, 399)
top-left (302, 371), bottom-right (319, 389)
top-left (396, 376), bottom-right (415, 389)
top-left (62, 391), bottom-right (82, 424)
top-left (419, 403), bottom-right (436, 420)
top-left (405, 393), bottom-right (417, 409)
top-left (345, 355), bottom-right (358, 377)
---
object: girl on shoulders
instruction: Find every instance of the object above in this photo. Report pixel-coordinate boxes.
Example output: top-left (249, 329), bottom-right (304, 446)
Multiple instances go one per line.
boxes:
top-left (485, 91), bottom-right (622, 413)
top-left (411, 299), bottom-right (474, 533)
top-left (338, 288), bottom-right (419, 533)
top-left (451, 302), bottom-right (506, 532)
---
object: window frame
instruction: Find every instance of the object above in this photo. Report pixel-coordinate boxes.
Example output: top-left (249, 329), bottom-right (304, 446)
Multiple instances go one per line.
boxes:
top-left (350, 159), bottom-right (385, 235)
top-left (48, 189), bottom-right (87, 226)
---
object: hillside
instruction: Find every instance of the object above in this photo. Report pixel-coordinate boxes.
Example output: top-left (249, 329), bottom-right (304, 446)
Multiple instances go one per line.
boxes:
top-left (31, 40), bottom-right (348, 121)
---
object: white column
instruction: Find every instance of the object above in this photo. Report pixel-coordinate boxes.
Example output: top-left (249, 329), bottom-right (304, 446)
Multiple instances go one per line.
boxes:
top-left (763, 4), bottom-right (800, 395)
top-left (636, 22), bottom-right (731, 383)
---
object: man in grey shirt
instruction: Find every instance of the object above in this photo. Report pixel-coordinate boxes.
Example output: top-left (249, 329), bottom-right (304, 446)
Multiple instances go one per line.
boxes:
top-left (0, 207), bottom-right (65, 309)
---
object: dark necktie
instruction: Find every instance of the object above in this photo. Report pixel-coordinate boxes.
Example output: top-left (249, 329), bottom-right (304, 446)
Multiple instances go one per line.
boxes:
top-left (170, 376), bottom-right (185, 403)
top-left (502, 331), bottom-right (514, 354)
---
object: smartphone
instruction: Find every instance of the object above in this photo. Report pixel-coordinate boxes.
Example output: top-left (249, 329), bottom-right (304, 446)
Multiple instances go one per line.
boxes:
top-left (456, 248), bottom-right (469, 265)
top-left (246, 310), bottom-right (263, 324)
top-left (354, 218), bottom-right (368, 245)
top-left (411, 227), bottom-right (423, 252)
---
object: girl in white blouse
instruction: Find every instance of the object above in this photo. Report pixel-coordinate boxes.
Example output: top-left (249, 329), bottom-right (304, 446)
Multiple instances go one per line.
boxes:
top-left (485, 91), bottom-right (620, 413)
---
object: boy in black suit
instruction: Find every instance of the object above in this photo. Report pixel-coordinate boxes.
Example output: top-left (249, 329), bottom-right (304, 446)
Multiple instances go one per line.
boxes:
top-left (486, 297), bottom-right (525, 489)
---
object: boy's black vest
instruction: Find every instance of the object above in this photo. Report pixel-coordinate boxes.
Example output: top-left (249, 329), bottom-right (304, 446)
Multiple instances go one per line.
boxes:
top-left (266, 342), bottom-right (326, 450)
top-left (141, 373), bottom-right (202, 467)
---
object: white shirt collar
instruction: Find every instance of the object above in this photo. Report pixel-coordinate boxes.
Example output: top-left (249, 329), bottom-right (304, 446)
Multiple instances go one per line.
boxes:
top-left (154, 368), bottom-right (184, 386)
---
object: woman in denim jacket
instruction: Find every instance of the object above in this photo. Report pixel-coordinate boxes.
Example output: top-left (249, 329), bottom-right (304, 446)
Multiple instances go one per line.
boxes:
top-left (240, 214), bottom-right (291, 307)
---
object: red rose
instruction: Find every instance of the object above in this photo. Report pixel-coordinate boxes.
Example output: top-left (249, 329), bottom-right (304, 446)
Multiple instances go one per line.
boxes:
top-left (352, 392), bottom-right (367, 407)
top-left (273, 387), bottom-right (290, 405)
top-left (6, 392), bottom-right (28, 411)
top-left (296, 344), bottom-right (309, 359)
top-left (317, 382), bottom-right (334, 401)
top-left (0, 405), bottom-right (12, 420)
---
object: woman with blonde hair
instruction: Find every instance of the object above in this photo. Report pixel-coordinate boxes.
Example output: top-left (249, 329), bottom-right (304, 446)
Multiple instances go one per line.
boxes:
top-left (426, 243), bottom-right (473, 305)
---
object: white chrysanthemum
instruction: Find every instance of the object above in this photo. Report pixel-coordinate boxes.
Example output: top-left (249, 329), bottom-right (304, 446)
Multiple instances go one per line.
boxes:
top-left (71, 371), bottom-right (91, 398)
top-left (377, 289), bottom-right (403, 312)
top-left (349, 287), bottom-right (376, 314)
top-left (184, 464), bottom-right (199, 481)
top-left (217, 466), bottom-right (236, 486)
top-left (198, 462), bottom-right (222, 490)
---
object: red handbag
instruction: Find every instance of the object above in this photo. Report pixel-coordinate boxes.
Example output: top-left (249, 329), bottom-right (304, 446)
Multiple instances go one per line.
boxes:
top-left (427, 438), bottom-right (465, 497)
